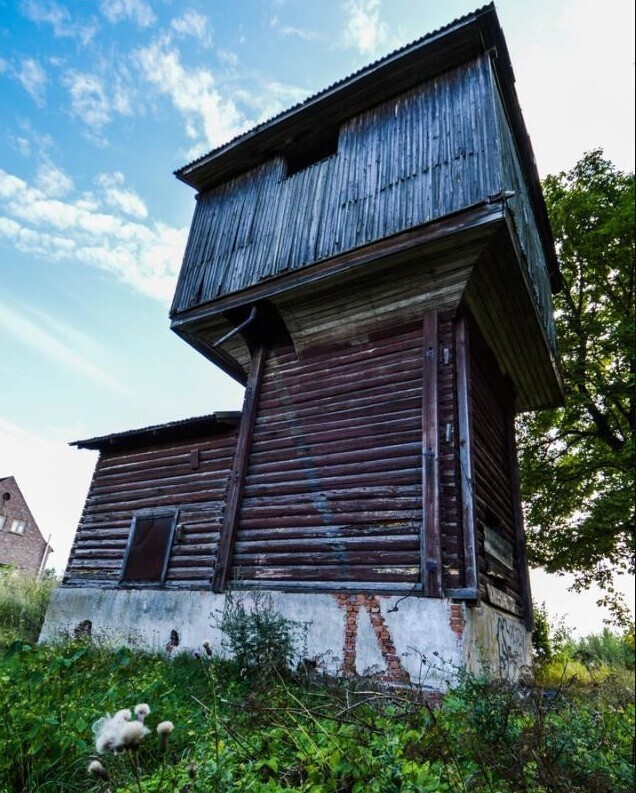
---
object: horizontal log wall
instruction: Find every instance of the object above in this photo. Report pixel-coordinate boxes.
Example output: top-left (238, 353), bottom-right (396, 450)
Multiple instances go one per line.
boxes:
top-left (231, 322), bottom-right (427, 587)
top-left (469, 322), bottom-right (523, 615)
top-left (172, 55), bottom-right (500, 313)
top-left (438, 312), bottom-right (465, 591)
top-left (64, 429), bottom-right (238, 588)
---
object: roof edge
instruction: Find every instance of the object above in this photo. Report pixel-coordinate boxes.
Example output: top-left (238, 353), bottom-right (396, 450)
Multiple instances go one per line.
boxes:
top-left (71, 412), bottom-right (242, 452)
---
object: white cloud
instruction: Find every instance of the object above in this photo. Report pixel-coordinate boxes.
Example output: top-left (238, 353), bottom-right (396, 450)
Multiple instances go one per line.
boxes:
top-left (35, 162), bottom-right (74, 198)
top-left (135, 36), bottom-right (247, 151)
top-left (0, 167), bottom-right (186, 301)
top-left (270, 15), bottom-right (322, 41)
top-left (16, 58), bottom-right (48, 106)
top-left (171, 9), bottom-right (209, 42)
top-left (342, 0), bottom-right (387, 56)
top-left (0, 301), bottom-right (125, 392)
top-left (101, 0), bottom-right (155, 28)
top-left (21, 0), bottom-right (97, 44)
top-left (95, 172), bottom-right (148, 219)
top-left (62, 70), bottom-right (133, 138)
top-left (62, 71), bottom-right (110, 129)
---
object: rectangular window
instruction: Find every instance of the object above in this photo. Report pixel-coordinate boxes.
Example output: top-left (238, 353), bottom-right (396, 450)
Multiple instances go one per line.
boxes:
top-left (120, 510), bottom-right (178, 584)
top-left (0, 516), bottom-right (5, 531)
top-left (10, 519), bottom-right (26, 535)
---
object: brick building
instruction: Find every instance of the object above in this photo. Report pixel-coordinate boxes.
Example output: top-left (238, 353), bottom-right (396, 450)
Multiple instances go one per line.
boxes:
top-left (0, 477), bottom-right (52, 577)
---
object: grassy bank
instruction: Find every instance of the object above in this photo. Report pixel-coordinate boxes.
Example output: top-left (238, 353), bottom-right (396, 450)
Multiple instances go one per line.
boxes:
top-left (1, 639), bottom-right (634, 792)
top-left (1, 579), bottom-right (634, 791)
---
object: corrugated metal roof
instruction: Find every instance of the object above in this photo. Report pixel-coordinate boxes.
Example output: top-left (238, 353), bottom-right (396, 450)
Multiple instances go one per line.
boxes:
top-left (71, 412), bottom-right (242, 452)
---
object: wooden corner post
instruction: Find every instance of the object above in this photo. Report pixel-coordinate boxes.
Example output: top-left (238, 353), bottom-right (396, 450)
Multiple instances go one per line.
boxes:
top-left (212, 344), bottom-right (267, 593)
top-left (456, 317), bottom-right (478, 595)
top-left (421, 311), bottom-right (443, 597)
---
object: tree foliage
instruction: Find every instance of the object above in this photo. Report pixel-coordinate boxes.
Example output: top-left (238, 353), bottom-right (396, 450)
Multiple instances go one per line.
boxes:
top-left (518, 150), bottom-right (635, 619)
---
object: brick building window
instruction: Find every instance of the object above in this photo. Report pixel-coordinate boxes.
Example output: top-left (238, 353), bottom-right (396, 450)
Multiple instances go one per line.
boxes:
top-left (10, 519), bottom-right (26, 535)
top-left (0, 516), bottom-right (5, 531)
top-left (120, 510), bottom-right (178, 584)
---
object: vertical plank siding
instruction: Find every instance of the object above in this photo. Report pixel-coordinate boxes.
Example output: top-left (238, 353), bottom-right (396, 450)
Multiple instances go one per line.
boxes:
top-left (231, 322), bottom-right (427, 586)
top-left (64, 430), bottom-right (238, 588)
top-left (491, 73), bottom-right (556, 353)
top-left (172, 56), bottom-right (501, 313)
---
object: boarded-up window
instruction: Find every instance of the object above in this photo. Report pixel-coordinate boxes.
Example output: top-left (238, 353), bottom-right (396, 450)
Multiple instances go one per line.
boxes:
top-left (121, 511), bottom-right (178, 583)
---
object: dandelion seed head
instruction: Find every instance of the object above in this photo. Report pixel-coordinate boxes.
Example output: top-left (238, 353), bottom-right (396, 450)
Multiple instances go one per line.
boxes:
top-left (88, 759), bottom-right (109, 780)
top-left (117, 720), bottom-right (149, 750)
top-left (156, 720), bottom-right (174, 736)
top-left (134, 703), bottom-right (151, 721)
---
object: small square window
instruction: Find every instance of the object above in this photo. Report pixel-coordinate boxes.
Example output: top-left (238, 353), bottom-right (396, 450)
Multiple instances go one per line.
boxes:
top-left (10, 519), bottom-right (26, 535)
top-left (0, 516), bottom-right (6, 531)
top-left (121, 511), bottom-right (178, 584)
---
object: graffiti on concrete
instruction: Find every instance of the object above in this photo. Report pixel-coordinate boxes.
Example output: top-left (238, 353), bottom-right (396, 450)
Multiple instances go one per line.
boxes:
top-left (496, 614), bottom-right (526, 680)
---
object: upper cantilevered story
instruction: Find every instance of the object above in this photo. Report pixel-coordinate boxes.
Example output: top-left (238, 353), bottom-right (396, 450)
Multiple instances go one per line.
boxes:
top-left (169, 4), bottom-right (562, 412)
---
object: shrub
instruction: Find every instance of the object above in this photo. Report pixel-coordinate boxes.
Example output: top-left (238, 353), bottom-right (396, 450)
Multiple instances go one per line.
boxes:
top-left (0, 570), bottom-right (57, 649)
top-left (218, 591), bottom-right (304, 680)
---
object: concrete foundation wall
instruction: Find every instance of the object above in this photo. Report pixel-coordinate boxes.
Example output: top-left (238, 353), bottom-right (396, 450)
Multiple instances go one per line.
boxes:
top-left (40, 587), bottom-right (531, 689)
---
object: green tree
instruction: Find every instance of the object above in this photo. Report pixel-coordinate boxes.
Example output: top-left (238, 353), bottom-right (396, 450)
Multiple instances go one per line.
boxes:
top-left (518, 150), bottom-right (635, 623)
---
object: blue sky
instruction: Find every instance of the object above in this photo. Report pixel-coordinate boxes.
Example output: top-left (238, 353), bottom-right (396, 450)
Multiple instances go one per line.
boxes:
top-left (0, 0), bottom-right (633, 631)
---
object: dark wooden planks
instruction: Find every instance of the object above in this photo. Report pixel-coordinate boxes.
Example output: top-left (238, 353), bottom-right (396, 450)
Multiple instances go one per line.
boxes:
top-left (455, 315), bottom-right (478, 595)
top-left (172, 56), bottom-right (501, 313)
top-left (467, 317), bottom-right (523, 615)
top-left (212, 345), bottom-right (267, 592)
top-left (231, 323), bottom-right (424, 586)
top-left (421, 311), bottom-right (443, 596)
top-left (64, 428), bottom-right (238, 588)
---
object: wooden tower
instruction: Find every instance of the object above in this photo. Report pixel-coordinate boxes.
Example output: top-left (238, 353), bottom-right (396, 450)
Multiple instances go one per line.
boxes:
top-left (44, 6), bottom-right (562, 684)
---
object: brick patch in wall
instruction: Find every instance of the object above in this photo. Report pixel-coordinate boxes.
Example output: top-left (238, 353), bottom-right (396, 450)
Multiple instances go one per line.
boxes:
top-left (449, 602), bottom-right (464, 638)
top-left (336, 593), bottom-right (409, 684)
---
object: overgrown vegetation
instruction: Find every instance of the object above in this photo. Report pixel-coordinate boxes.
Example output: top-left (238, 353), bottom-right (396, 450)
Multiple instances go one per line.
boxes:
top-left (1, 593), bottom-right (634, 791)
top-left (518, 150), bottom-right (635, 621)
top-left (0, 570), bottom-right (57, 650)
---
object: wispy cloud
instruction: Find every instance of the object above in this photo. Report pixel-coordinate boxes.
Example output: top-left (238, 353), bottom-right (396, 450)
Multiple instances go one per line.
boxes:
top-left (270, 15), bottom-right (322, 42)
top-left (0, 300), bottom-right (126, 392)
top-left (0, 166), bottom-right (186, 301)
top-left (18, 59), bottom-right (47, 105)
top-left (21, 0), bottom-right (98, 44)
top-left (95, 172), bottom-right (147, 219)
top-left (62, 70), bottom-right (133, 140)
top-left (135, 36), bottom-right (247, 153)
top-left (35, 161), bottom-right (74, 197)
top-left (342, 0), bottom-right (387, 56)
top-left (171, 10), bottom-right (210, 43)
top-left (100, 0), bottom-right (155, 28)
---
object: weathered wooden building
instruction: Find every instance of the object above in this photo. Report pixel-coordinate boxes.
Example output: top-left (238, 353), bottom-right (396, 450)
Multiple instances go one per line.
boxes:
top-left (42, 5), bottom-right (562, 686)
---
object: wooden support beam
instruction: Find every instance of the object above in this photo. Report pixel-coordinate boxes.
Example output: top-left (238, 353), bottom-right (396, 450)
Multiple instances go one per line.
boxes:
top-left (456, 317), bottom-right (479, 596)
top-left (506, 405), bottom-right (534, 630)
top-left (421, 311), bottom-right (443, 597)
top-left (212, 345), bottom-right (267, 592)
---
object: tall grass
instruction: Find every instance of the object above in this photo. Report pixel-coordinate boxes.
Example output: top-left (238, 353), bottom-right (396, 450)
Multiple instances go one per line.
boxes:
top-left (0, 571), bottom-right (57, 649)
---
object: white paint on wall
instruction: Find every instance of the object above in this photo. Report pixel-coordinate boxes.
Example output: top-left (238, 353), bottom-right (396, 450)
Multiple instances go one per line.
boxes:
top-left (41, 587), bottom-right (531, 690)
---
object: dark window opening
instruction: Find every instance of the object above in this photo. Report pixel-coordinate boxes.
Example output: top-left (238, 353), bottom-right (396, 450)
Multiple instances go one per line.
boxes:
top-left (285, 129), bottom-right (339, 177)
top-left (170, 629), bottom-right (180, 647)
top-left (121, 511), bottom-right (178, 584)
